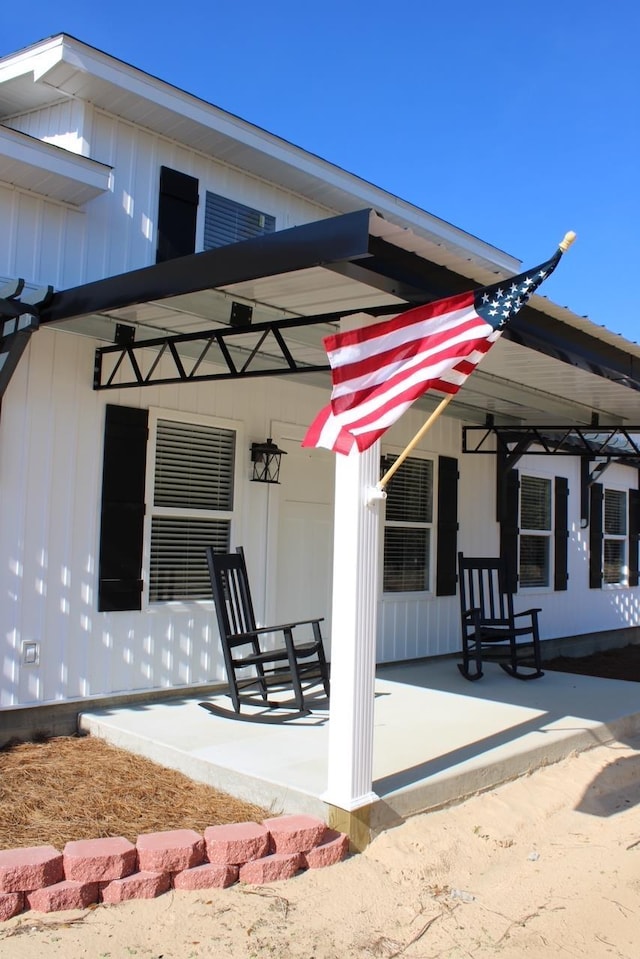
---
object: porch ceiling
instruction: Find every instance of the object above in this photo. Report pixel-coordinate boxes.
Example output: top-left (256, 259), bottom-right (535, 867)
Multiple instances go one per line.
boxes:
top-left (39, 208), bottom-right (640, 428)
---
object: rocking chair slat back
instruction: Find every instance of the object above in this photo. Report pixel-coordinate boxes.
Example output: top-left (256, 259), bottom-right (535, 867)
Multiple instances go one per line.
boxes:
top-left (207, 546), bottom-right (330, 715)
top-left (458, 553), bottom-right (544, 682)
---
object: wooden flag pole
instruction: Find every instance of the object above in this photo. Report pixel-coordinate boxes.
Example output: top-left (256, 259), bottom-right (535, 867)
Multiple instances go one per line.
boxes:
top-left (377, 393), bottom-right (455, 492)
top-left (376, 230), bottom-right (577, 494)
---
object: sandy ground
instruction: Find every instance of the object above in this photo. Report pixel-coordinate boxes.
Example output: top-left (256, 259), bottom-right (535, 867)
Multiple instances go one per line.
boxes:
top-left (2, 736), bottom-right (640, 958)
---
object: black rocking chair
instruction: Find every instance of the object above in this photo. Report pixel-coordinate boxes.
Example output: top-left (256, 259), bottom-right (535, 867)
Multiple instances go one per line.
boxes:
top-left (206, 547), bottom-right (331, 715)
top-left (458, 553), bottom-right (544, 681)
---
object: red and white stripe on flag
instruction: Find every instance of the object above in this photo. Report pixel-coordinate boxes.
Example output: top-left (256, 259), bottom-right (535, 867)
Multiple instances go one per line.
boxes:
top-left (302, 290), bottom-right (499, 454)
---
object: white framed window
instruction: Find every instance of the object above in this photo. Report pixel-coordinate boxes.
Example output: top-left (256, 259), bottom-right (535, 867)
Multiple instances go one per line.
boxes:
top-left (603, 487), bottom-right (627, 585)
top-left (519, 474), bottom-right (553, 588)
top-left (382, 453), bottom-right (433, 593)
top-left (145, 410), bottom-right (240, 603)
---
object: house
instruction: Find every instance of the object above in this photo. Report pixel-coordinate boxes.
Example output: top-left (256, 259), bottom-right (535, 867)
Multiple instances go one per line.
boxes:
top-left (2, 35), bottom-right (640, 823)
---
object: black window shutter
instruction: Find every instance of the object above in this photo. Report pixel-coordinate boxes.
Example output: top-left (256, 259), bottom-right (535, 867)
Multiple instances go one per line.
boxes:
top-left (156, 166), bottom-right (199, 263)
top-left (98, 405), bottom-right (149, 611)
top-left (436, 455), bottom-right (458, 596)
top-left (589, 482), bottom-right (603, 589)
top-left (629, 488), bottom-right (640, 588)
top-left (554, 476), bottom-right (569, 591)
top-left (500, 468), bottom-right (519, 592)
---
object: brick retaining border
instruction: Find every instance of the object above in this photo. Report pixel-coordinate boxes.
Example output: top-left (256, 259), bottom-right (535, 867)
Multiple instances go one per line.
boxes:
top-left (0, 815), bottom-right (349, 920)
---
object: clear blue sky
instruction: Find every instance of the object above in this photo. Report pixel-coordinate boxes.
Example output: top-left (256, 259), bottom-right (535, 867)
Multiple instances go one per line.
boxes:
top-left (3, 1), bottom-right (639, 342)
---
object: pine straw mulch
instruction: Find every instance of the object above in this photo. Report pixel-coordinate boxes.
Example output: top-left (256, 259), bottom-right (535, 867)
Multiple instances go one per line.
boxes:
top-left (0, 735), bottom-right (270, 852)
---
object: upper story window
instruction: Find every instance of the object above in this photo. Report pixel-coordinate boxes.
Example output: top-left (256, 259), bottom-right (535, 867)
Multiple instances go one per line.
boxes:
top-left (519, 475), bottom-right (552, 588)
top-left (147, 413), bottom-right (237, 602)
top-left (603, 488), bottom-right (627, 585)
top-left (382, 454), bottom-right (433, 593)
top-left (204, 192), bottom-right (275, 250)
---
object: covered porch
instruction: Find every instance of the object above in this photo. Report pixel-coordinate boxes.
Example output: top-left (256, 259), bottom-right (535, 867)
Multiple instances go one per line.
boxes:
top-left (77, 656), bottom-right (640, 841)
top-left (6, 208), bottom-right (640, 838)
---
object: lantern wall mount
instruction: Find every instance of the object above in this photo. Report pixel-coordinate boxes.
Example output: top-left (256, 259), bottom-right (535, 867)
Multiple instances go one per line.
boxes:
top-left (250, 438), bottom-right (287, 484)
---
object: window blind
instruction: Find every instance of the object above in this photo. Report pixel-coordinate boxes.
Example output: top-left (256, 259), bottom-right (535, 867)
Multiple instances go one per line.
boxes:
top-left (383, 528), bottom-right (430, 592)
top-left (383, 455), bottom-right (433, 524)
top-left (521, 475), bottom-right (551, 530)
top-left (603, 488), bottom-right (627, 585)
top-left (604, 489), bottom-right (627, 535)
top-left (204, 192), bottom-right (275, 250)
top-left (154, 420), bottom-right (235, 511)
top-left (604, 540), bottom-right (625, 585)
top-left (520, 536), bottom-right (549, 588)
top-left (150, 419), bottom-right (236, 602)
top-left (150, 517), bottom-right (230, 602)
top-left (382, 455), bottom-right (433, 592)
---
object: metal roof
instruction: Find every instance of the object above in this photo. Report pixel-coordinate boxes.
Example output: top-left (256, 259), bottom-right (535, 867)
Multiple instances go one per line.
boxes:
top-left (35, 209), bottom-right (640, 428)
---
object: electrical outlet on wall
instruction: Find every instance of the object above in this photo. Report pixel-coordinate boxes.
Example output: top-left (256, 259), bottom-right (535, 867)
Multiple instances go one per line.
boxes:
top-left (22, 641), bottom-right (40, 665)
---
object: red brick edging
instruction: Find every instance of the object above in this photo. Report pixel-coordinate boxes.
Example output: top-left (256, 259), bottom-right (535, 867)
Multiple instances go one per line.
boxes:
top-left (0, 815), bottom-right (349, 921)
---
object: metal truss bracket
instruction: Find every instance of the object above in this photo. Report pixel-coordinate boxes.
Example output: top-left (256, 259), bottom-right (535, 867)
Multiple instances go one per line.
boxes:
top-left (93, 304), bottom-right (405, 390)
top-left (464, 424), bottom-right (640, 460)
top-left (0, 282), bottom-right (53, 404)
top-left (464, 423), bottom-right (640, 528)
top-left (580, 458), bottom-right (618, 527)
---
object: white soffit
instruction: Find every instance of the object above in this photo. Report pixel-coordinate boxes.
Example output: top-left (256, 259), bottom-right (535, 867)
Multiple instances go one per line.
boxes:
top-left (471, 338), bottom-right (640, 425)
top-left (0, 124), bottom-right (111, 204)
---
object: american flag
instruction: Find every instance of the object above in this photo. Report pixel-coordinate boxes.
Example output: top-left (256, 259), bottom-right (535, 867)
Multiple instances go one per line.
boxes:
top-left (302, 247), bottom-right (563, 454)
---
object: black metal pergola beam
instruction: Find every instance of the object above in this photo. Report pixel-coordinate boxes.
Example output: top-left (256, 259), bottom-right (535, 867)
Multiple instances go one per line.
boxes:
top-left (36, 207), bottom-right (640, 397)
top-left (465, 423), bottom-right (640, 527)
top-left (93, 308), bottom-right (352, 389)
top-left (463, 425), bottom-right (640, 459)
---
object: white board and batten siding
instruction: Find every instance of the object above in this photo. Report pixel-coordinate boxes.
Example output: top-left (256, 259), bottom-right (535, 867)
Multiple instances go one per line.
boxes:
top-left (5, 324), bottom-right (640, 708)
top-left (5, 100), bottom-right (336, 289)
top-left (0, 327), bottom-right (334, 707)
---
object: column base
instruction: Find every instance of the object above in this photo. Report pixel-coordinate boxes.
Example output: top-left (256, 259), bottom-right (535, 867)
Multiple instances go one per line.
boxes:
top-left (327, 800), bottom-right (377, 852)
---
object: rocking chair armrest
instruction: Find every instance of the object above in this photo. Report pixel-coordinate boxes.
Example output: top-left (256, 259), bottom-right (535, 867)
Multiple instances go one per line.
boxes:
top-left (461, 606), bottom-right (480, 617)
top-left (461, 606), bottom-right (482, 622)
top-left (228, 618), bottom-right (324, 642)
top-left (513, 608), bottom-right (542, 618)
top-left (254, 617), bottom-right (324, 632)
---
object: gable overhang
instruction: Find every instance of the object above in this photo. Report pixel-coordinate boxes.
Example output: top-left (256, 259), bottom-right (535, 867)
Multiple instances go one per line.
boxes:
top-left (37, 208), bottom-right (640, 427)
top-left (0, 124), bottom-right (112, 205)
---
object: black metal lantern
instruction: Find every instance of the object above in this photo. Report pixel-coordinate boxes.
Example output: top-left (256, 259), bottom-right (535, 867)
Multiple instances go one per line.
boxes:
top-left (250, 438), bottom-right (287, 484)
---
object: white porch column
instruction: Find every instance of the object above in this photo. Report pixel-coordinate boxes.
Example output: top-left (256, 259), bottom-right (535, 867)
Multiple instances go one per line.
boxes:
top-left (323, 431), bottom-right (381, 843)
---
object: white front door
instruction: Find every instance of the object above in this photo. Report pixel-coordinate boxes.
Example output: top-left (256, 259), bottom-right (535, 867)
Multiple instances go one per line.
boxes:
top-left (272, 424), bottom-right (335, 656)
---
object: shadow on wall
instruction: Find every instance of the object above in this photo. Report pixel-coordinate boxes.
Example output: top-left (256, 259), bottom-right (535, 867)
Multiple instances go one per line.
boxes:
top-left (3, 545), bottom-right (224, 708)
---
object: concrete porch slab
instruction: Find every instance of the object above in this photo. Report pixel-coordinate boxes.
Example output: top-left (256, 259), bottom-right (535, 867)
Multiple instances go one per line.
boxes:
top-left (78, 658), bottom-right (640, 835)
